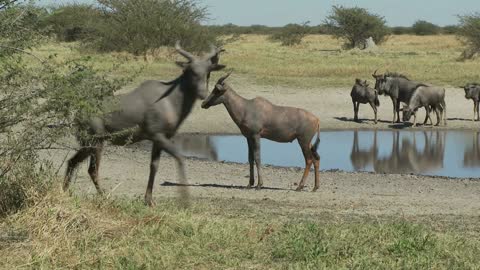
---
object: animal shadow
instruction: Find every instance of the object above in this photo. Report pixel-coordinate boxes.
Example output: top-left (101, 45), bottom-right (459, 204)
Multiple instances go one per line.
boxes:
top-left (334, 117), bottom-right (390, 124)
top-left (161, 181), bottom-right (288, 191)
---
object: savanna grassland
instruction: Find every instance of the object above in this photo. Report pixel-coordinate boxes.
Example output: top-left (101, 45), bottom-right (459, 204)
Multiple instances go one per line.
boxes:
top-left (2, 35), bottom-right (480, 269)
top-left (35, 34), bottom-right (480, 89)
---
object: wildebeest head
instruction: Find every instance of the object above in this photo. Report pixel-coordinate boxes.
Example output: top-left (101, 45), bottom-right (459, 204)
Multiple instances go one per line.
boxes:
top-left (463, 83), bottom-right (479, 100)
top-left (375, 75), bottom-right (395, 96)
top-left (174, 41), bottom-right (226, 100)
top-left (201, 71), bottom-right (232, 109)
top-left (401, 104), bottom-right (414, 122)
top-left (372, 69), bottom-right (385, 91)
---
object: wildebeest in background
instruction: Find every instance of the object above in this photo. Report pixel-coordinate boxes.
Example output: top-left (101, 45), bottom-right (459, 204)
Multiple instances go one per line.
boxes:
top-left (463, 83), bottom-right (480, 121)
top-left (402, 86), bottom-right (447, 126)
top-left (350, 78), bottom-right (380, 124)
top-left (372, 71), bottom-right (428, 123)
top-left (64, 41), bottom-right (226, 206)
top-left (201, 72), bottom-right (321, 191)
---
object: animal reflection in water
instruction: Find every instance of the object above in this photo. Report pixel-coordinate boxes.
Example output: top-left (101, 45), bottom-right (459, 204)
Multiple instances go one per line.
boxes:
top-left (350, 131), bottom-right (445, 174)
top-left (463, 132), bottom-right (480, 168)
top-left (172, 135), bottom-right (218, 161)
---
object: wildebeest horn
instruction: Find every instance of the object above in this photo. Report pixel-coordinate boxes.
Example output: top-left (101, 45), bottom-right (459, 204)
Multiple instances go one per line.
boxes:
top-left (218, 71), bottom-right (233, 84)
top-left (372, 69), bottom-right (378, 78)
top-left (175, 41), bottom-right (194, 61)
top-left (205, 44), bottom-right (225, 61)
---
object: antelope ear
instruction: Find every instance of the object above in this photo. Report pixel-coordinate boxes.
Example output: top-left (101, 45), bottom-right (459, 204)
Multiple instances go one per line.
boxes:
top-left (176, 61), bottom-right (189, 69)
top-left (210, 64), bottom-right (227, 71)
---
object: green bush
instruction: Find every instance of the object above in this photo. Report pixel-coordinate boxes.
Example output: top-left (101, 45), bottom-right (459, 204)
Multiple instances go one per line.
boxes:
top-left (412, 20), bottom-right (440, 35)
top-left (391, 26), bottom-right (413, 35)
top-left (88, 0), bottom-right (218, 55)
top-left (0, 1), bottom-right (130, 216)
top-left (325, 6), bottom-right (390, 49)
top-left (457, 13), bottom-right (480, 59)
top-left (41, 4), bottom-right (100, 42)
top-left (269, 22), bottom-right (309, 46)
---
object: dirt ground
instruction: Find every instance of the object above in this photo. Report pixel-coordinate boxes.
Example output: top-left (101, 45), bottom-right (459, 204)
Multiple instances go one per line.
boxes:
top-left (46, 82), bottom-right (480, 221)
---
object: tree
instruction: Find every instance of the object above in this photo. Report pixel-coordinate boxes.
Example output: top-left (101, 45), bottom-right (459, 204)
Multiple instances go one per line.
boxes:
top-left (412, 20), bottom-right (440, 35)
top-left (269, 22), bottom-right (309, 46)
top-left (41, 4), bottom-right (100, 42)
top-left (457, 12), bottom-right (480, 60)
top-left (325, 6), bottom-right (390, 49)
top-left (89, 0), bottom-right (217, 55)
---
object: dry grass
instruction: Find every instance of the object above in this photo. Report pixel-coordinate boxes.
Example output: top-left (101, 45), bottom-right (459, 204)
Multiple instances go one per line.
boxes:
top-left (1, 184), bottom-right (480, 269)
top-left (33, 35), bottom-right (480, 90)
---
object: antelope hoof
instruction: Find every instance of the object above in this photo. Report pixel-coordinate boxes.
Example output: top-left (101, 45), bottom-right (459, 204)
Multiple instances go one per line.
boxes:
top-left (295, 186), bottom-right (304, 192)
top-left (311, 186), bottom-right (319, 192)
top-left (246, 184), bottom-right (253, 189)
top-left (255, 184), bottom-right (263, 190)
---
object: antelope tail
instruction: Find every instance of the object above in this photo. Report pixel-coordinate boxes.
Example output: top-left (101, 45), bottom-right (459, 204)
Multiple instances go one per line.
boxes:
top-left (311, 121), bottom-right (321, 160)
top-left (374, 91), bottom-right (380, 107)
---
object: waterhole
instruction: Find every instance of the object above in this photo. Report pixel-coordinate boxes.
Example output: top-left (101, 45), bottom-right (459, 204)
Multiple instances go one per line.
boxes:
top-left (134, 130), bottom-right (480, 178)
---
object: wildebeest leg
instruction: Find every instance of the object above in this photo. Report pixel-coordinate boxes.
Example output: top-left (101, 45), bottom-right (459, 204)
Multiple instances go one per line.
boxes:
top-left (146, 134), bottom-right (187, 206)
top-left (391, 98), bottom-right (397, 123)
top-left (423, 106), bottom-right (432, 125)
top-left (433, 106), bottom-right (441, 126)
top-left (442, 100), bottom-right (447, 126)
top-left (296, 140), bottom-right (314, 191)
top-left (88, 142), bottom-right (105, 194)
top-left (395, 100), bottom-right (402, 123)
top-left (412, 111), bottom-right (417, 127)
top-left (352, 99), bottom-right (358, 122)
top-left (476, 100), bottom-right (480, 121)
top-left (252, 135), bottom-right (263, 189)
top-left (473, 100), bottom-right (480, 121)
top-left (246, 137), bottom-right (255, 188)
top-left (473, 100), bottom-right (477, 122)
top-left (64, 147), bottom-right (93, 192)
top-left (145, 142), bottom-right (162, 207)
top-left (369, 101), bottom-right (377, 124)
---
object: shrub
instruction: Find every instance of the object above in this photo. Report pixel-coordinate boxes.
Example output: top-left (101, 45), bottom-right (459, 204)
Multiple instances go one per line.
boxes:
top-left (412, 20), bottom-right (440, 35)
top-left (269, 22), bottom-right (309, 46)
top-left (391, 26), bottom-right (413, 35)
top-left (325, 6), bottom-right (390, 49)
top-left (41, 4), bottom-right (100, 42)
top-left (88, 0), bottom-right (218, 55)
top-left (457, 13), bottom-right (480, 60)
top-left (0, 1), bottom-right (130, 216)
top-left (442, 25), bottom-right (459, 34)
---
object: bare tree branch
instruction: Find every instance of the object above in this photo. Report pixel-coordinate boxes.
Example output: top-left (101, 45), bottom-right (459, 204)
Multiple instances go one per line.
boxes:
top-left (0, 0), bottom-right (20, 10)
top-left (0, 44), bottom-right (45, 63)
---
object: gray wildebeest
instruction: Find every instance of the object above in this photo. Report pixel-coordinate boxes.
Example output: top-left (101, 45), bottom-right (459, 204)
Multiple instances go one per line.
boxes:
top-left (462, 83), bottom-right (480, 121)
top-left (201, 72), bottom-right (321, 191)
top-left (64, 42), bottom-right (226, 206)
top-left (372, 71), bottom-right (428, 123)
top-left (350, 78), bottom-right (380, 124)
top-left (402, 85), bottom-right (447, 126)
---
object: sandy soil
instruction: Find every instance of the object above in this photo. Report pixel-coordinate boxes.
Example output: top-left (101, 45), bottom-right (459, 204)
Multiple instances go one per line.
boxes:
top-left (46, 83), bottom-right (480, 220)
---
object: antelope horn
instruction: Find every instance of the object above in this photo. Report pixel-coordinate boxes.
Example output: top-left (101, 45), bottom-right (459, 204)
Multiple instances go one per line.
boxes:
top-left (175, 41), bottom-right (194, 61)
top-left (373, 69), bottom-right (378, 76)
top-left (218, 71), bottom-right (233, 84)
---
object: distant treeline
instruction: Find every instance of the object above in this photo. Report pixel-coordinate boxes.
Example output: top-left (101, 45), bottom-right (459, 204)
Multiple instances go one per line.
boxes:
top-left (206, 22), bottom-right (459, 36)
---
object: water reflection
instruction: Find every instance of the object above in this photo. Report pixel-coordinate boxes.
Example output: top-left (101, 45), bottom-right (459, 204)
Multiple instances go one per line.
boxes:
top-left (368, 131), bottom-right (445, 174)
top-left (131, 130), bottom-right (480, 178)
top-left (463, 132), bottom-right (480, 168)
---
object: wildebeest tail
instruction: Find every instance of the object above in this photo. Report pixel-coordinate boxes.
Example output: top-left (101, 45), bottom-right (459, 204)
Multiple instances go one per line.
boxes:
top-left (311, 121), bottom-right (320, 160)
top-left (374, 91), bottom-right (380, 107)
